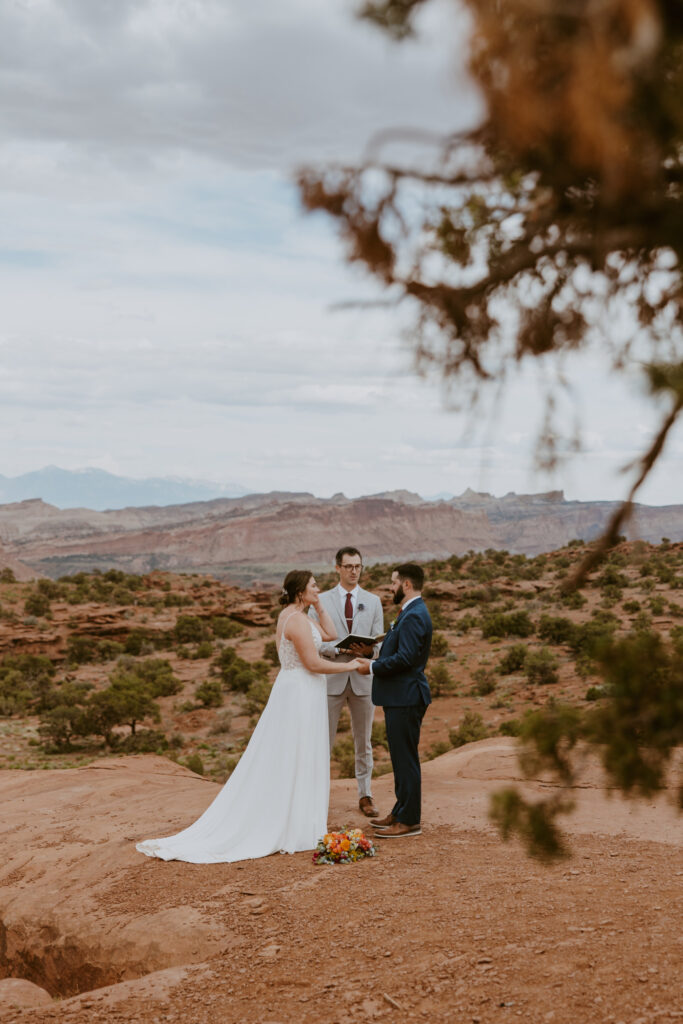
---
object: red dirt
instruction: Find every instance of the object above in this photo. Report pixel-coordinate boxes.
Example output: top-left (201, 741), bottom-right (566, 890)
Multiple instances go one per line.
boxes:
top-left (1, 745), bottom-right (681, 1024)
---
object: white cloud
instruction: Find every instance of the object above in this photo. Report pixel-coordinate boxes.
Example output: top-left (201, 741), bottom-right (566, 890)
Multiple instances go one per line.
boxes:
top-left (0, 0), bottom-right (680, 508)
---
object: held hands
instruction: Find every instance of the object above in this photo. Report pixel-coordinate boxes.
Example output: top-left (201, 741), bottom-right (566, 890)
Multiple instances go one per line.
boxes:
top-left (355, 658), bottom-right (371, 676)
top-left (345, 657), bottom-right (365, 672)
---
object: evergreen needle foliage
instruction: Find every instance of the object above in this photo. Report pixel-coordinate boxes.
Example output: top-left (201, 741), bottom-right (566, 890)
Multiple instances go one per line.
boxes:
top-left (298, 2), bottom-right (683, 856)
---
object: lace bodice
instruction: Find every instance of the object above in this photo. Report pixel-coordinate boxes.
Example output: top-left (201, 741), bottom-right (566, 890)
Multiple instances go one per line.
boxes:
top-left (278, 616), bottom-right (322, 670)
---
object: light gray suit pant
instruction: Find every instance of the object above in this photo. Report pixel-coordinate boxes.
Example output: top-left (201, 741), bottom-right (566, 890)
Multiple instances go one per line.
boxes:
top-left (328, 681), bottom-right (374, 799)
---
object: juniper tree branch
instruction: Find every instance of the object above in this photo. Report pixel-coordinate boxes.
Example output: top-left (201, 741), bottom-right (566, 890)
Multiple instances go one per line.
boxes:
top-left (564, 395), bottom-right (683, 591)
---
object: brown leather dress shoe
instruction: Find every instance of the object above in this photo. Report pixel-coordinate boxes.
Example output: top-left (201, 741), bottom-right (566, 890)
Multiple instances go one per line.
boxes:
top-left (359, 796), bottom-right (377, 817)
top-left (377, 822), bottom-right (422, 838)
top-left (370, 813), bottom-right (396, 828)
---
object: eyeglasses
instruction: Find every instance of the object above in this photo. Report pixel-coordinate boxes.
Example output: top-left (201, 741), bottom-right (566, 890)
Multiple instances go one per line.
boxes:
top-left (340, 564), bottom-right (363, 571)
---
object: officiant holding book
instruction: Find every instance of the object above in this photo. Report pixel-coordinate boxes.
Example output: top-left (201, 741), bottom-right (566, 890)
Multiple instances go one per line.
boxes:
top-left (312, 546), bottom-right (384, 817)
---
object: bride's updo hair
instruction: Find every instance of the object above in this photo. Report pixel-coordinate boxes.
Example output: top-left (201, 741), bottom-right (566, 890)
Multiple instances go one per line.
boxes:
top-left (279, 570), bottom-right (313, 607)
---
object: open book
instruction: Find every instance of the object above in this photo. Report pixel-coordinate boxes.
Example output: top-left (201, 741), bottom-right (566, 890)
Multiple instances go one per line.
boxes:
top-left (334, 633), bottom-right (385, 651)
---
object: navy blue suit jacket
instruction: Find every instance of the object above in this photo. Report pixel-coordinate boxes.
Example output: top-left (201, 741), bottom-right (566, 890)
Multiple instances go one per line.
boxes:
top-left (371, 596), bottom-right (432, 708)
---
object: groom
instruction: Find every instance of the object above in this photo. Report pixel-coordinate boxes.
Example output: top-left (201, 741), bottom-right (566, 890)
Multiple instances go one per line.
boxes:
top-left (314, 546), bottom-right (384, 817)
top-left (357, 563), bottom-right (432, 838)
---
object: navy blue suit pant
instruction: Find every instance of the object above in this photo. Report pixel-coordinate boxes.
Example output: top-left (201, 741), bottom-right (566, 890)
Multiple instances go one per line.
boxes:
top-left (384, 702), bottom-right (427, 826)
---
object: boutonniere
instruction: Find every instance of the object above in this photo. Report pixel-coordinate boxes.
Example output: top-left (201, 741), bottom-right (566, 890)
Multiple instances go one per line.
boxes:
top-left (389, 618), bottom-right (396, 630)
top-left (358, 603), bottom-right (365, 612)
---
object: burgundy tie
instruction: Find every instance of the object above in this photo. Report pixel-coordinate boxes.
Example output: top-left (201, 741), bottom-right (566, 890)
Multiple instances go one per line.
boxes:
top-left (345, 592), bottom-right (353, 633)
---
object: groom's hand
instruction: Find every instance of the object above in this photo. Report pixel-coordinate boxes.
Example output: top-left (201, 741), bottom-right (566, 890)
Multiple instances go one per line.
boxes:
top-left (355, 658), bottom-right (371, 675)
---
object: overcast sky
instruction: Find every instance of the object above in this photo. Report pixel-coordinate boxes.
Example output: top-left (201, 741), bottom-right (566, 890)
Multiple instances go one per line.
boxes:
top-left (1, 0), bottom-right (681, 505)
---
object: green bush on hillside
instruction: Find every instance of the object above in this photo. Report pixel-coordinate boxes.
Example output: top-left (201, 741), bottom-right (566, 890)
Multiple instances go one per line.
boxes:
top-left (449, 711), bottom-right (488, 748)
top-left (481, 610), bottom-right (534, 639)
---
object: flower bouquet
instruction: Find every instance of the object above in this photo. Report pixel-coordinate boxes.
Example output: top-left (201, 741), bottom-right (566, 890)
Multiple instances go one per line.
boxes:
top-left (312, 828), bottom-right (377, 865)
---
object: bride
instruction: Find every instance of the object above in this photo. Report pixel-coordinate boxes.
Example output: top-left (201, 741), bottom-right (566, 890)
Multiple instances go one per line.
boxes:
top-left (136, 570), bottom-right (361, 863)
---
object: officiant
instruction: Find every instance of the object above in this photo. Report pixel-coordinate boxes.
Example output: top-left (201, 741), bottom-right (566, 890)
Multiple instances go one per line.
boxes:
top-left (311, 546), bottom-right (384, 817)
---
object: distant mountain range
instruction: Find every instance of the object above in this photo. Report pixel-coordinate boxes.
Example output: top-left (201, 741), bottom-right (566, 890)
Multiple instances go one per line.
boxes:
top-left (0, 467), bottom-right (248, 510)
top-left (0, 486), bottom-right (681, 583)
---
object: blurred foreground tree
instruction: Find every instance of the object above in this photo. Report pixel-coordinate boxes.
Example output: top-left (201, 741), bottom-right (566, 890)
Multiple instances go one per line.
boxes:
top-left (298, 0), bottom-right (683, 857)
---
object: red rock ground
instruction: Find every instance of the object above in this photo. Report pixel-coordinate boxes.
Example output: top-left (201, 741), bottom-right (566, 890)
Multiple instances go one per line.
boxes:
top-left (1, 743), bottom-right (681, 1024)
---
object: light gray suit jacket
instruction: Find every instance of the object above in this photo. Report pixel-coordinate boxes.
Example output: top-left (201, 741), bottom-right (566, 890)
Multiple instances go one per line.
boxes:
top-left (312, 586), bottom-right (384, 697)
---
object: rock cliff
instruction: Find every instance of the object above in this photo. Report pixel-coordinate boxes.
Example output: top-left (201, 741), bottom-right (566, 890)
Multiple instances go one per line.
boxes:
top-left (0, 490), bottom-right (681, 582)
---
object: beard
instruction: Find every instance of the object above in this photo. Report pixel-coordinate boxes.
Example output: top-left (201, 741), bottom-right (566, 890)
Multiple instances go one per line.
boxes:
top-left (392, 584), bottom-right (405, 606)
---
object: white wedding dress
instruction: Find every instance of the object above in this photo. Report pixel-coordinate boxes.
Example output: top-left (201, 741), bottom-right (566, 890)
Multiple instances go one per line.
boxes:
top-left (136, 619), bottom-right (330, 863)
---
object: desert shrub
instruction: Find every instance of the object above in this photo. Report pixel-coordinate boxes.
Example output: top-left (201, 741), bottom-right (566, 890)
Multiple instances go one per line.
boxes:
top-left (0, 669), bottom-right (33, 715)
top-left (185, 753), bottom-right (204, 776)
top-left (209, 711), bottom-right (233, 735)
top-left (118, 729), bottom-right (169, 753)
top-left (431, 631), bottom-right (450, 657)
top-left (245, 678), bottom-right (272, 715)
top-left (655, 563), bottom-right (676, 585)
top-left (428, 661), bottom-right (457, 696)
top-left (449, 711), bottom-right (488, 748)
top-left (0, 654), bottom-right (56, 716)
top-left (648, 595), bottom-right (666, 615)
top-left (212, 647), bottom-right (268, 694)
top-left (193, 640), bottom-right (214, 659)
top-left (332, 735), bottom-right (356, 778)
top-left (211, 616), bottom-right (244, 639)
top-left (121, 658), bottom-right (182, 697)
top-left (123, 629), bottom-right (168, 655)
top-left (195, 680), bottom-right (224, 708)
top-left (585, 685), bottom-right (610, 701)
top-left (86, 676), bottom-right (160, 745)
top-left (632, 611), bottom-right (655, 635)
top-left (600, 584), bottom-right (624, 606)
top-left (567, 612), bottom-right (618, 662)
top-left (425, 600), bottom-right (449, 629)
top-left (97, 639), bottom-right (125, 661)
top-left (425, 739), bottom-right (452, 760)
top-left (65, 635), bottom-right (101, 665)
top-left (174, 615), bottom-right (208, 644)
top-left (371, 720), bottom-right (388, 749)
top-left (597, 566), bottom-right (629, 590)
top-left (66, 635), bottom-right (124, 666)
top-left (560, 589), bottom-right (587, 610)
top-left (498, 643), bottom-right (528, 675)
top-left (524, 648), bottom-right (559, 686)
top-left (162, 592), bottom-right (192, 607)
top-left (24, 591), bottom-right (51, 617)
top-left (0, 567), bottom-right (17, 583)
top-left (36, 578), bottom-right (61, 599)
top-left (455, 612), bottom-right (478, 634)
top-left (537, 614), bottom-right (575, 646)
top-left (263, 640), bottom-right (279, 665)
top-left (471, 667), bottom-right (497, 695)
top-left (37, 684), bottom-right (94, 749)
top-left (623, 600), bottom-right (641, 614)
top-left (459, 586), bottom-right (499, 608)
top-left (481, 609), bottom-right (534, 639)
top-left (499, 718), bottom-right (522, 737)
top-left (123, 630), bottom-right (146, 655)
top-left (670, 625), bottom-right (683, 654)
